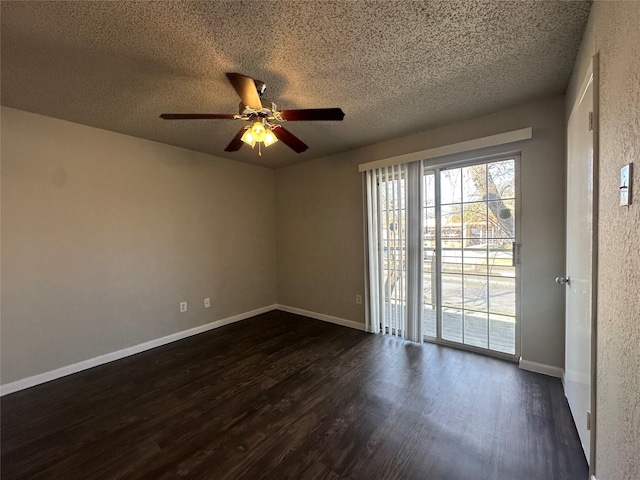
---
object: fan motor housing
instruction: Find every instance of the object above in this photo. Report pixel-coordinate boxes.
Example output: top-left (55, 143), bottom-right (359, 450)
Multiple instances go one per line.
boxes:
top-left (238, 99), bottom-right (276, 117)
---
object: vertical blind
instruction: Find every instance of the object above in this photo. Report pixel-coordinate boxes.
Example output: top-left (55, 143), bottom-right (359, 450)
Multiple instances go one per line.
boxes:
top-left (366, 156), bottom-right (519, 354)
top-left (365, 161), bottom-right (424, 342)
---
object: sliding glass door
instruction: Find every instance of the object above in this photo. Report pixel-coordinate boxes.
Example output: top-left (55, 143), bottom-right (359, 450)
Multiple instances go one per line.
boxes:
top-left (424, 158), bottom-right (519, 356)
top-left (367, 155), bottom-right (519, 358)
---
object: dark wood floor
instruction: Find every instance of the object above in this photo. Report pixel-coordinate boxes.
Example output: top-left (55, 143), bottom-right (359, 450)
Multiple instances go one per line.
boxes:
top-left (1, 310), bottom-right (588, 480)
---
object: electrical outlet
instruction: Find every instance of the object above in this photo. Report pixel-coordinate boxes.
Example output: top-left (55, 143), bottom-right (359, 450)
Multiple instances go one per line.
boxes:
top-left (356, 294), bottom-right (362, 305)
top-left (180, 301), bottom-right (187, 313)
top-left (204, 298), bottom-right (211, 308)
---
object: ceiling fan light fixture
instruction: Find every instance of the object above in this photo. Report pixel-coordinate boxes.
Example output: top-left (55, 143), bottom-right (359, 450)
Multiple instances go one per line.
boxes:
top-left (240, 128), bottom-right (256, 147)
top-left (242, 120), bottom-right (277, 149)
top-left (263, 129), bottom-right (278, 147)
top-left (250, 121), bottom-right (267, 143)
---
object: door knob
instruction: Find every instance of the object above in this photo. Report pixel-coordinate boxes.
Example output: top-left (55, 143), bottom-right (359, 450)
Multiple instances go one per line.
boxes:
top-left (555, 276), bottom-right (570, 285)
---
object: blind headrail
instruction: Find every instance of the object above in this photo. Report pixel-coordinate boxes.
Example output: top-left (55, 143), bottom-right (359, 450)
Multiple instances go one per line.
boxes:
top-left (358, 127), bottom-right (532, 172)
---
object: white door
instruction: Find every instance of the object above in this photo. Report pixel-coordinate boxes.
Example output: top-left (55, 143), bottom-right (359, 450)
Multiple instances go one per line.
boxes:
top-left (563, 63), bottom-right (596, 465)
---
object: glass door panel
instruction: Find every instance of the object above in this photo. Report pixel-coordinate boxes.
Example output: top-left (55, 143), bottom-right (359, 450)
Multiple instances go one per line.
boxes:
top-left (422, 156), bottom-right (518, 357)
top-left (442, 308), bottom-right (463, 342)
top-left (464, 311), bottom-right (488, 349)
top-left (422, 172), bottom-right (437, 338)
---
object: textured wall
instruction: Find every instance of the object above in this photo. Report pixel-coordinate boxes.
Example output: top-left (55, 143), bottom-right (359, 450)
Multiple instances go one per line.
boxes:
top-left (567, 2), bottom-right (640, 479)
top-left (1, 107), bottom-right (277, 384)
top-left (276, 96), bottom-right (567, 369)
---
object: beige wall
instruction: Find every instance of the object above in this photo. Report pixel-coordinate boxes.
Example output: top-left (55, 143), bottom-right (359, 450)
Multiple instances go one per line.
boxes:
top-left (567, 2), bottom-right (640, 479)
top-left (2, 96), bottom-right (570, 385)
top-left (1, 107), bottom-right (277, 384)
top-left (276, 152), bottom-right (366, 323)
top-left (277, 96), bottom-right (567, 369)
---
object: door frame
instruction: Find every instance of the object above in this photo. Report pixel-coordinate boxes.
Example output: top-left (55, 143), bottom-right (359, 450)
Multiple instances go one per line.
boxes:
top-left (589, 53), bottom-right (600, 477)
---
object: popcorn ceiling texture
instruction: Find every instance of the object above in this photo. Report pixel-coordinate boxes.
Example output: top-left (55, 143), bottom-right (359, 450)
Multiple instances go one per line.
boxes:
top-left (0, 0), bottom-right (591, 168)
top-left (568, 2), bottom-right (640, 479)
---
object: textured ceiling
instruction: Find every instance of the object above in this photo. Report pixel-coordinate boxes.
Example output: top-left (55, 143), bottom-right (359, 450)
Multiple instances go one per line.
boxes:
top-left (0, 1), bottom-right (591, 168)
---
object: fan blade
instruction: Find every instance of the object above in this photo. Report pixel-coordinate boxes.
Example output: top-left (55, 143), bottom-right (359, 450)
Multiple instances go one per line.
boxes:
top-left (272, 127), bottom-right (308, 153)
top-left (226, 73), bottom-right (263, 110)
top-left (279, 108), bottom-right (345, 121)
top-left (160, 113), bottom-right (235, 120)
top-left (224, 128), bottom-right (246, 152)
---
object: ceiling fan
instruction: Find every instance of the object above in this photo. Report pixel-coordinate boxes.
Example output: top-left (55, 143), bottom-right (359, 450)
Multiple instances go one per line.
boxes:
top-left (160, 73), bottom-right (345, 155)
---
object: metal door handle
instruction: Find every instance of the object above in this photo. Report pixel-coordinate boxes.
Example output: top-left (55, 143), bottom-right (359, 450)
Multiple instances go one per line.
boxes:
top-left (555, 276), bottom-right (570, 285)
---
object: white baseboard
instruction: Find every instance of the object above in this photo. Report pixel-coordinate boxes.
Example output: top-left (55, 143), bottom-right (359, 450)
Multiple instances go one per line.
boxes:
top-left (519, 358), bottom-right (564, 379)
top-left (0, 304), bottom-right (278, 396)
top-left (276, 304), bottom-right (366, 331)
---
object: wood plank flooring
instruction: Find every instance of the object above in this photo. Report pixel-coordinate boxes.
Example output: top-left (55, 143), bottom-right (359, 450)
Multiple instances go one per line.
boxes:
top-left (1, 310), bottom-right (588, 480)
